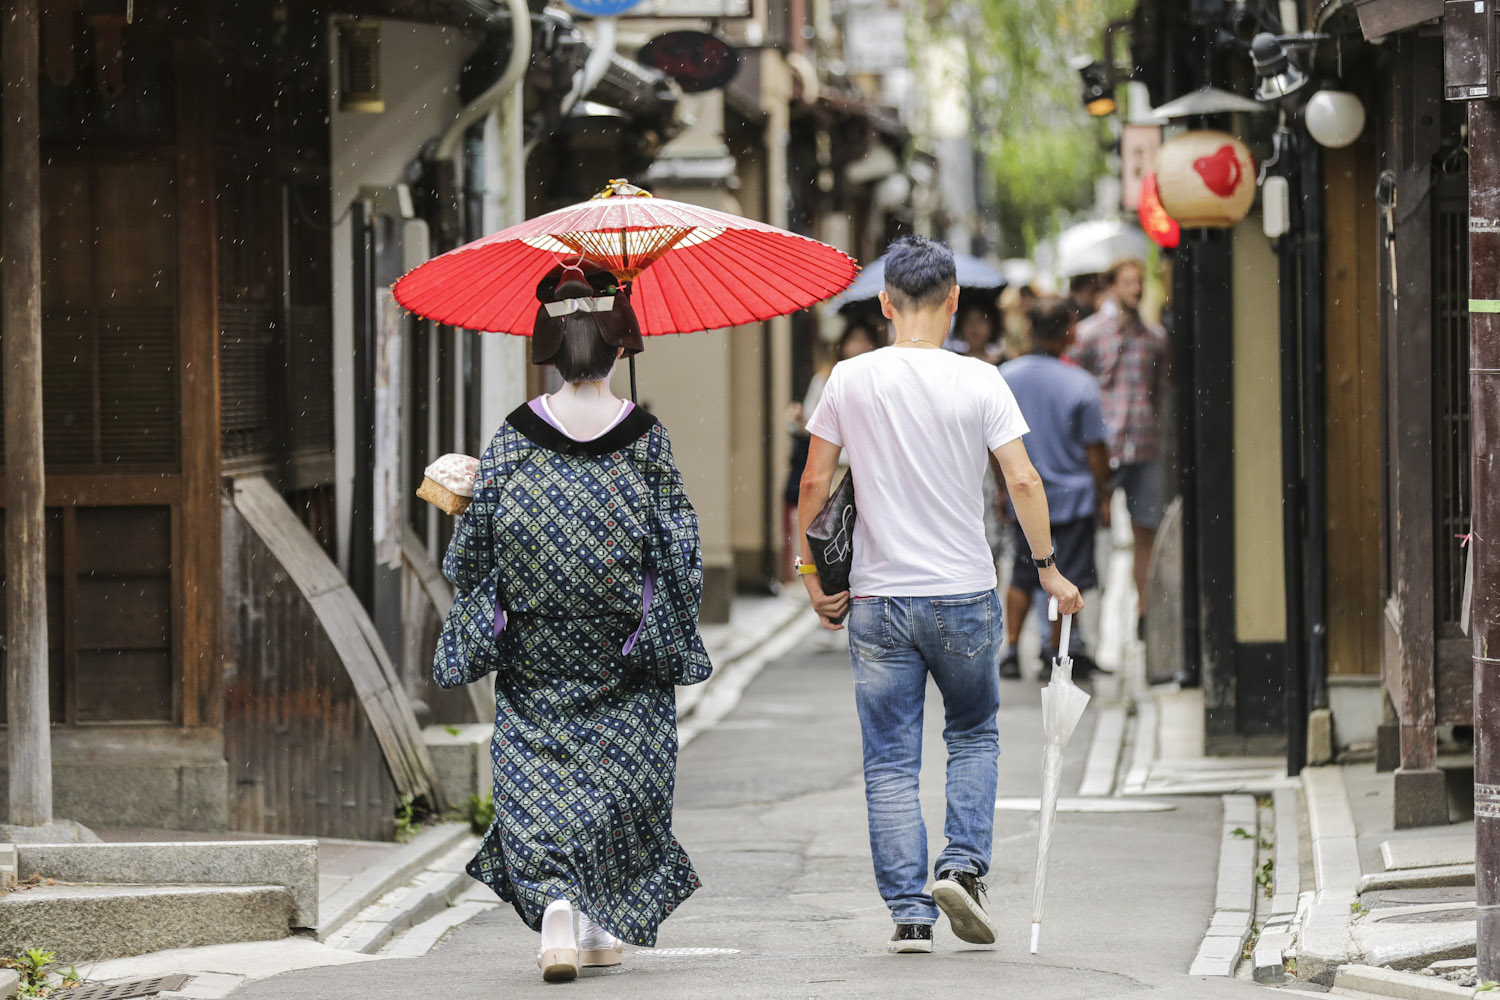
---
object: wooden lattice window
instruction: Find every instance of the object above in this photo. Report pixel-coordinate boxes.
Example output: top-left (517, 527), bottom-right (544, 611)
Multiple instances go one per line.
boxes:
top-left (0, 161), bottom-right (181, 470)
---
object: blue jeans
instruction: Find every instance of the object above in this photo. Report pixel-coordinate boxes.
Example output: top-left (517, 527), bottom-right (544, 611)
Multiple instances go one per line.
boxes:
top-left (847, 590), bottom-right (1002, 925)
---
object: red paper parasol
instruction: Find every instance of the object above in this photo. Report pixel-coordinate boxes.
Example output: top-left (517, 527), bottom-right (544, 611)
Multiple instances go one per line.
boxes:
top-left (393, 181), bottom-right (857, 336)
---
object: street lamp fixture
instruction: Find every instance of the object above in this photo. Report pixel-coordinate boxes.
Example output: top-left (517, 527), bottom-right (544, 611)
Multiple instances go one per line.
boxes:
top-left (1079, 61), bottom-right (1116, 116)
top-left (1251, 33), bottom-right (1309, 103)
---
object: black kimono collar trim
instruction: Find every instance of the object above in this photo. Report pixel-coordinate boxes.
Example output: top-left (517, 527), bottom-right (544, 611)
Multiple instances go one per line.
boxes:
top-left (508, 402), bottom-right (659, 458)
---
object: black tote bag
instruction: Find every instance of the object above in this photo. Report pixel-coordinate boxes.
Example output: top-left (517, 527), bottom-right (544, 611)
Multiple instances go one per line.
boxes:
top-left (806, 471), bottom-right (856, 624)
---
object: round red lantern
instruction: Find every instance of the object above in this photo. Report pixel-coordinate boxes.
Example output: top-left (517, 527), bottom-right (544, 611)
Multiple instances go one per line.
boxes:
top-left (1155, 130), bottom-right (1256, 228)
top-left (1138, 173), bottom-right (1180, 249)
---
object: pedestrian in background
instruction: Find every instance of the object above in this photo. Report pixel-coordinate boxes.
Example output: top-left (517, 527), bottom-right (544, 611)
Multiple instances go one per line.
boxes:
top-left (949, 291), bottom-right (1005, 364)
top-left (1067, 259), bottom-right (1169, 639)
top-left (436, 264), bottom-right (709, 983)
top-left (997, 297), bottom-right (1111, 681)
top-left (1067, 272), bottom-right (1103, 322)
top-left (796, 236), bottom-right (1083, 955)
top-left (782, 321), bottom-right (880, 580)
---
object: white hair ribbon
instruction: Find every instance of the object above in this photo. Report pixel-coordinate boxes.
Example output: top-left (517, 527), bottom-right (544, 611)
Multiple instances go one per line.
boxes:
top-left (543, 295), bottom-right (618, 318)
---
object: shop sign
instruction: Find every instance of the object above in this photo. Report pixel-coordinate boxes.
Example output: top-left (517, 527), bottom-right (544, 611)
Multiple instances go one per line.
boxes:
top-left (638, 31), bottom-right (740, 93)
top-left (1119, 124), bottom-right (1161, 213)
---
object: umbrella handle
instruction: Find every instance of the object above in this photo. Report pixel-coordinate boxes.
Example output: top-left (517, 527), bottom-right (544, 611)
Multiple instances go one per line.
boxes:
top-left (1047, 597), bottom-right (1072, 655)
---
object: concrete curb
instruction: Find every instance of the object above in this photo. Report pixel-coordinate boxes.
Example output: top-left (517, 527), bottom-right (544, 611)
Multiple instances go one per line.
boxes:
top-left (677, 591), bottom-right (812, 724)
top-left (325, 836), bottom-right (482, 955)
top-left (1121, 696), bottom-right (1158, 795)
top-left (1188, 794), bottom-right (1257, 977)
top-left (1078, 704), bottom-right (1126, 797)
top-left (1332, 963), bottom-right (1477, 999)
top-left (1358, 865), bottom-right (1477, 894)
top-left (679, 606), bottom-right (821, 748)
top-left (315, 822), bottom-right (471, 941)
top-left (0, 969), bottom-right (17, 998)
top-left (1297, 765), bottom-right (1362, 987)
top-left (1253, 786), bottom-right (1305, 984)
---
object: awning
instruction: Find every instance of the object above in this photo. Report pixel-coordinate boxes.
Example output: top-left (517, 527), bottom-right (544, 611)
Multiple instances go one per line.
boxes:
top-left (1350, 0), bottom-right (1442, 38)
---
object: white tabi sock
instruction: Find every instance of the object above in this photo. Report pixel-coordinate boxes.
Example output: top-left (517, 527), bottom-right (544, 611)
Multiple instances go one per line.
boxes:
top-left (578, 912), bottom-right (621, 950)
top-left (540, 899), bottom-right (576, 953)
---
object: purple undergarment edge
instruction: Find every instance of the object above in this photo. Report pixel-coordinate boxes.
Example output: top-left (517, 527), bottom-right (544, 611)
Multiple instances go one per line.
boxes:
top-left (493, 398), bottom-right (653, 652)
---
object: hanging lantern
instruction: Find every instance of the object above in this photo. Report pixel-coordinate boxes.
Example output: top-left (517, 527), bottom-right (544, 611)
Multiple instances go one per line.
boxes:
top-left (1138, 173), bottom-right (1180, 249)
top-left (1155, 130), bottom-right (1256, 228)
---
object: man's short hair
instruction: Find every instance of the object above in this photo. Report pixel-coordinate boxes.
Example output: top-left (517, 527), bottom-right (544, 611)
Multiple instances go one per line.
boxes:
top-left (1028, 297), bottom-right (1076, 347)
top-left (883, 235), bottom-right (957, 312)
top-left (1106, 258), bottom-right (1145, 287)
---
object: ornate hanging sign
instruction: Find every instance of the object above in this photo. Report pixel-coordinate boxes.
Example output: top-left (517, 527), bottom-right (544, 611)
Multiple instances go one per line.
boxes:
top-left (638, 31), bottom-right (740, 93)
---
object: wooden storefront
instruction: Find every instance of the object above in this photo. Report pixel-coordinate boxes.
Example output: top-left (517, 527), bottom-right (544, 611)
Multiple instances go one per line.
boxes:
top-left (1, 1), bottom-right (445, 838)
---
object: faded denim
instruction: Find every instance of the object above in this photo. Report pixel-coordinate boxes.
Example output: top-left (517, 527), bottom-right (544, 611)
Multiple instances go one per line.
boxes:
top-left (846, 590), bottom-right (1002, 925)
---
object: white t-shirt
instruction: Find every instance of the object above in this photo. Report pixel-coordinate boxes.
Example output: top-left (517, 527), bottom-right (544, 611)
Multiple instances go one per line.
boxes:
top-left (804, 347), bottom-right (1029, 596)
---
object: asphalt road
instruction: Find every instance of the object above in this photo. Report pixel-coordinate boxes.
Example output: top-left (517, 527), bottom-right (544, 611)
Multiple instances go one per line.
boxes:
top-left (235, 631), bottom-right (1273, 999)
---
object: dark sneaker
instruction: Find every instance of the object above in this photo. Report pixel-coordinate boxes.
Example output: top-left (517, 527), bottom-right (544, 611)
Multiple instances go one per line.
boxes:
top-left (1071, 652), bottom-right (1111, 678)
top-left (999, 650), bottom-right (1021, 679)
top-left (1037, 658), bottom-right (1052, 683)
top-left (888, 923), bottom-right (933, 954)
top-left (932, 869), bottom-right (997, 945)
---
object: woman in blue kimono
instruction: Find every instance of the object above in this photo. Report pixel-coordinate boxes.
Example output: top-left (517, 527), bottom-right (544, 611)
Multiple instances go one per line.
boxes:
top-left (435, 262), bottom-right (711, 983)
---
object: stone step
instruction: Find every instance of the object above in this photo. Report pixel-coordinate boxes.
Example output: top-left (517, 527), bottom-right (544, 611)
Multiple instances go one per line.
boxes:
top-left (0, 883), bottom-right (292, 963)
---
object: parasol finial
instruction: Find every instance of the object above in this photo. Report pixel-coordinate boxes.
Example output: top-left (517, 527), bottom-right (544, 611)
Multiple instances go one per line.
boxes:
top-left (592, 179), bottom-right (654, 200)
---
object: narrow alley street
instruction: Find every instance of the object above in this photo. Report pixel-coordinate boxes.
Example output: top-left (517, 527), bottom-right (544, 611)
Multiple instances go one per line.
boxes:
top-left (234, 635), bottom-right (1268, 1000)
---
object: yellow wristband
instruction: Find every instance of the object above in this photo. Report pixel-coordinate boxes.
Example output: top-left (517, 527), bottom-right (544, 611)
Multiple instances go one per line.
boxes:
top-left (796, 561), bottom-right (819, 576)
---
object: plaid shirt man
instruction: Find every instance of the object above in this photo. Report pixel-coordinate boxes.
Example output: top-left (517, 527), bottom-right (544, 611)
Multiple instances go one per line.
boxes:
top-left (1067, 301), bottom-right (1168, 465)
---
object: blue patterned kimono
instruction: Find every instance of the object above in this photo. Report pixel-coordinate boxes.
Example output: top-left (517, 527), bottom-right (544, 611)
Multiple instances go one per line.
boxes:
top-left (434, 402), bottom-right (711, 947)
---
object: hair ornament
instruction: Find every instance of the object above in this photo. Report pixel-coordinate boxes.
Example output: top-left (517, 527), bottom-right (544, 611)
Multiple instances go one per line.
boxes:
top-left (543, 295), bottom-right (620, 318)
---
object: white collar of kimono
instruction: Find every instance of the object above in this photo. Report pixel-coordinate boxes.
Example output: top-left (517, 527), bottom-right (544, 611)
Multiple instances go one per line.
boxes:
top-left (543, 295), bottom-right (618, 318)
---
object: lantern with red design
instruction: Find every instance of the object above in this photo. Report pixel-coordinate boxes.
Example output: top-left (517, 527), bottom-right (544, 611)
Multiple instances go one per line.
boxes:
top-left (1155, 130), bottom-right (1256, 228)
top-left (1137, 173), bottom-right (1180, 249)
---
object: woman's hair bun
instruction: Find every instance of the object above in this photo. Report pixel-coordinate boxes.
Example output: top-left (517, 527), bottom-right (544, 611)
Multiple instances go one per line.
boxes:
top-left (532, 261), bottom-right (645, 382)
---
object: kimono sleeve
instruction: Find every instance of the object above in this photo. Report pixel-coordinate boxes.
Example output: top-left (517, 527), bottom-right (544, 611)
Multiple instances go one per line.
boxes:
top-left (636, 425), bottom-right (713, 686)
top-left (434, 433), bottom-right (509, 689)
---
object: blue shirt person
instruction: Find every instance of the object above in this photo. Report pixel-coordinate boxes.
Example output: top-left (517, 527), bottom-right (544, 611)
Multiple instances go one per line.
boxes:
top-left (997, 297), bottom-right (1111, 680)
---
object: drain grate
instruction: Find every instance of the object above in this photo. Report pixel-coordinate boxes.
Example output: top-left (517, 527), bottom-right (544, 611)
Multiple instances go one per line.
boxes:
top-left (61, 975), bottom-right (191, 1000)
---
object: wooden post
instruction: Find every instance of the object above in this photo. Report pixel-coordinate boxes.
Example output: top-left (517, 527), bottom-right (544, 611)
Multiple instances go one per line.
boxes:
top-left (1469, 95), bottom-right (1500, 982)
top-left (2, 0), bottom-right (53, 828)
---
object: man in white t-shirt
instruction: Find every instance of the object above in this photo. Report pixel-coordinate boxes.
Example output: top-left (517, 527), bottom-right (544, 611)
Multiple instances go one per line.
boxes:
top-left (798, 236), bottom-right (1083, 955)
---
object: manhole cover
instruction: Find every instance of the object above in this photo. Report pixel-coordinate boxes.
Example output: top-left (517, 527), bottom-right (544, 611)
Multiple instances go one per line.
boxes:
top-left (1372, 887), bottom-right (1477, 906)
top-left (60, 975), bottom-right (191, 1000)
top-left (635, 947), bottom-right (740, 957)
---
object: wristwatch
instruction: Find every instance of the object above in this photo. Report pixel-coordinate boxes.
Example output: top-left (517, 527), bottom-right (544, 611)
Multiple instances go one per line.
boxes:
top-left (1032, 550), bottom-right (1057, 569)
top-left (793, 556), bottom-right (819, 576)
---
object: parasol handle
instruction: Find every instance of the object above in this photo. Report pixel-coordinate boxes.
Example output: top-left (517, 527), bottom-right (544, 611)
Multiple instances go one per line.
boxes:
top-left (629, 354), bottom-right (638, 403)
top-left (1030, 922), bottom-right (1041, 955)
top-left (1047, 597), bottom-right (1072, 657)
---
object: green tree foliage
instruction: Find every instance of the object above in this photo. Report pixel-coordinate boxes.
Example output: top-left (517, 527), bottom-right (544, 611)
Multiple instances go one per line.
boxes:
top-left (941, 0), bottom-right (1133, 254)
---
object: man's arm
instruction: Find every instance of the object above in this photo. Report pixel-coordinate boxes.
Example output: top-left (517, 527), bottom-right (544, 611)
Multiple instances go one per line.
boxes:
top-left (797, 435), bottom-right (851, 630)
top-left (1087, 441), bottom-right (1112, 529)
top-left (992, 437), bottom-right (1084, 614)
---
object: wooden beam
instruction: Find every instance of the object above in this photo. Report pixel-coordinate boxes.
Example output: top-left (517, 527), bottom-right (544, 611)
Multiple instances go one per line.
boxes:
top-left (1469, 92), bottom-right (1500, 982)
top-left (175, 34), bottom-right (223, 731)
top-left (3, 0), bottom-right (53, 827)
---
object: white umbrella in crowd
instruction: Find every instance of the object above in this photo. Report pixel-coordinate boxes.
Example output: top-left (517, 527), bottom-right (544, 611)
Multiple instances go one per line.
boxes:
top-left (1031, 598), bottom-right (1093, 954)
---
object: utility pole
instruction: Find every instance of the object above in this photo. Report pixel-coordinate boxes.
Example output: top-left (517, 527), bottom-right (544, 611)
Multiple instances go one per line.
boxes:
top-left (1472, 92), bottom-right (1500, 981)
top-left (2, 0), bottom-right (53, 828)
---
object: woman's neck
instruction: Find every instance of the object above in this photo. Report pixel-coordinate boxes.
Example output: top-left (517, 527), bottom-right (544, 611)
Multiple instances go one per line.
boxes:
top-left (545, 380), bottom-right (625, 440)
